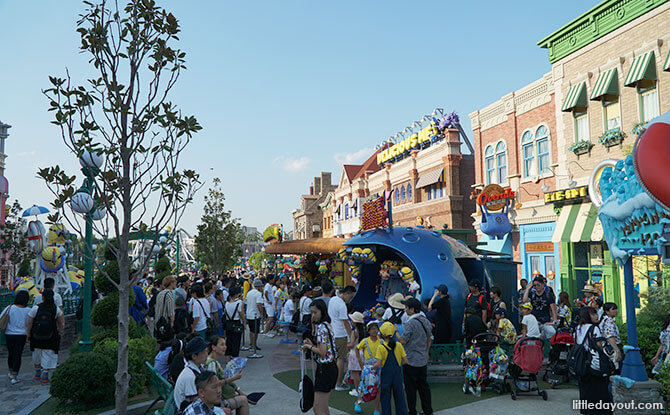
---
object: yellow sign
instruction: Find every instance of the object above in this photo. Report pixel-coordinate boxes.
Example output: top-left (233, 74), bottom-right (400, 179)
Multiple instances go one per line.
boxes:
top-left (544, 186), bottom-right (588, 203)
top-left (376, 124), bottom-right (439, 165)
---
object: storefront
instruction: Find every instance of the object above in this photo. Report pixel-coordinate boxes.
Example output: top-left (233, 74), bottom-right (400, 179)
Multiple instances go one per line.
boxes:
top-left (549, 185), bottom-right (623, 307)
top-left (519, 223), bottom-right (559, 292)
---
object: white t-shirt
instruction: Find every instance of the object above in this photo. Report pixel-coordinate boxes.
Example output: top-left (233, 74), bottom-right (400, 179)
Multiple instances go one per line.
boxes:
top-left (174, 360), bottom-right (201, 410)
top-left (522, 313), bottom-right (540, 338)
top-left (245, 289), bottom-right (263, 319)
top-left (221, 287), bottom-right (230, 302)
top-left (263, 283), bottom-right (275, 308)
top-left (383, 308), bottom-right (409, 325)
top-left (328, 296), bottom-right (349, 339)
top-left (28, 304), bottom-right (64, 318)
top-left (191, 298), bottom-right (211, 332)
top-left (1, 305), bottom-right (31, 335)
top-left (282, 300), bottom-right (295, 322)
top-left (224, 299), bottom-right (243, 321)
top-left (34, 293), bottom-right (63, 308)
top-left (299, 296), bottom-right (312, 317)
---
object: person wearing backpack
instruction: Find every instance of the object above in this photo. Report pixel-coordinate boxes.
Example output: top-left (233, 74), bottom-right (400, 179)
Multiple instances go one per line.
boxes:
top-left (155, 276), bottom-right (176, 341)
top-left (26, 289), bottom-right (65, 383)
top-left (1, 290), bottom-right (32, 384)
top-left (173, 296), bottom-right (193, 336)
top-left (224, 286), bottom-right (245, 357)
top-left (573, 306), bottom-right (613, 415)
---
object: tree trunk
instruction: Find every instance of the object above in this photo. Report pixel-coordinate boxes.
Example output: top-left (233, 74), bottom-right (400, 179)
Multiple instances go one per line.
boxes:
top-left (115, 262), bottom-right (131, 415)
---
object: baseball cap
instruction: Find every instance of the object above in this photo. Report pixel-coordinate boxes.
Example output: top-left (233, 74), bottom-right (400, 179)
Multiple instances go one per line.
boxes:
top-left (519, 302), bottom-right (533, 310)
top-left (435, 284), bottom-right (449, 294)
top-left (401, 297), bottom-right (422, 312)
top-left (185, 337), bottom-right (209, 357)
top-left (493, 307), bottom-right (506, 316)
top-left (253, 278), bottom-right (263, 287)
top-left (468, 280), bottom-right (481, 289)
top-left (380, 322), bottom-right (396, 337)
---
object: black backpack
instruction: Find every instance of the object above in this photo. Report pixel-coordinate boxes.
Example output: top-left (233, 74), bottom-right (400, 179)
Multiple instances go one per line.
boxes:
top-left (32, 303), bottom-right (57, 341)
top-left (388, 307), bottom-right (404, 325)
top-left (173, 308), bottom-right (192, 335)
top-left (587, 328), bottom-right (616, 377)
top-left (567, 325), bottom-right (614, 377)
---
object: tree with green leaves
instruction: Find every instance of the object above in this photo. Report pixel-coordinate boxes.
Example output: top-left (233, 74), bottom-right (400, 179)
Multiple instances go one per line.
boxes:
top-left (0, 200), bottom-right (33, 281)
top-left (249, 250), bottom-right (273, 271)
top-left (38, 1), bottom-right (201, 412)
top-left (194, 178), bottom-right (245, 276)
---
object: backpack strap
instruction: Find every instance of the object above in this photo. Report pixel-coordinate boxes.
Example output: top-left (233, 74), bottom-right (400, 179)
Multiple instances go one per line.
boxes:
top-left (365, 338), bottom-right (372, 357)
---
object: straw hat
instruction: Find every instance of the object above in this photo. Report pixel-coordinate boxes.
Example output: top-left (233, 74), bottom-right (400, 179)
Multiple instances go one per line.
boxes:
top-left (349, 312), bottom-right (364, 324)
top-left (582, 284), bottom-right (598, 293)
top-left (388, 293), bottom-right (405, 309)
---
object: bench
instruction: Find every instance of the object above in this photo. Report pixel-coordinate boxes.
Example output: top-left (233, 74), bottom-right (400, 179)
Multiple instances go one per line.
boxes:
top-left (144, 361), bottom-right (176, 415)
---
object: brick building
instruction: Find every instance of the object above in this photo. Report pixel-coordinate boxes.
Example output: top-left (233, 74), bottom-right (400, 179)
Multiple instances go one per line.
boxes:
top-left (292, 172), bottom-right (336, 240)
top-left (469, 74), bottom-right (561, 292)
top-left (537, 0), bottom-right (670, 313)
top-left (332, 115), bottom-right (475, 238)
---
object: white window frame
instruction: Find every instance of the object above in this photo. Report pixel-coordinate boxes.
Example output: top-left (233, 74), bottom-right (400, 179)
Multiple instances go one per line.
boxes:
top-left (574, 111), bottom-right (590, 142)
top-left (639, 84), bottom-right (659, 123)
top-left (602, 99), bottom-right (621, 131)
top-left (520, 124), bottom-right (554, 183)
top-left (495, 141), bottom-right (508, 186)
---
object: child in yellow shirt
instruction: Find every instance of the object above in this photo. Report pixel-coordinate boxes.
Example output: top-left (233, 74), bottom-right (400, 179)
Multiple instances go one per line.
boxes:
top-left (372, 322), bottom-right (408, 415)
top-left (355, 321), bottom-right (382, 414)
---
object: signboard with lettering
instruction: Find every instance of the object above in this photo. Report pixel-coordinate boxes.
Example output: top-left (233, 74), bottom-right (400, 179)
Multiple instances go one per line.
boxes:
top-left (525, 242), bottom-right (554, 252)
top-left (476, 184), bottom-right (516, 211)
top-left (376, 124), bottom-right (441, 165)
top-left (544, 186), bottom-right (588, 204)
top-left (598, 155), bottom-right (669, 265)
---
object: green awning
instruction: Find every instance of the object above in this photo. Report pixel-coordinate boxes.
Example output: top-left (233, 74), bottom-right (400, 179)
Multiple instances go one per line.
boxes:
top-left (561, 82), bottom-right (587, 112)
top-left (664, 49), bottom-right (670, 72)
top-left (624, 50), bottom-right (657, 87)
top-left (551, 203), bottom-right (602, 243)
top-left (590, 68), bottom-right (619, 100)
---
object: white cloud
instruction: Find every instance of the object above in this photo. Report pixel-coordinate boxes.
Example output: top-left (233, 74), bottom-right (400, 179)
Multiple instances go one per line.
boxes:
top-left (333, 148), bottom-right (374, 164)
top-left (17, 151), bottom-right (36, 157)
top-left (273, 156), bottom-right (311, 172)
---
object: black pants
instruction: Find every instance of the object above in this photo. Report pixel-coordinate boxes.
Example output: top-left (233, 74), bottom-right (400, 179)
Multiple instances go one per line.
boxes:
top-left (578, 374), bottom-right (612, 415)
top-left (403, 364), bottom-right (433, 415)
top-left (5, 334), bottom-right (27, 374)
top-left (225, 328), bottom-right (242, 357)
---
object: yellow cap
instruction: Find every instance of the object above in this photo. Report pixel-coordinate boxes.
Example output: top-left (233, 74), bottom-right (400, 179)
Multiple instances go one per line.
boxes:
top-left (380, 322), bottom-right (396, 337)
top-left (520, 302), bottom-right (533, 310)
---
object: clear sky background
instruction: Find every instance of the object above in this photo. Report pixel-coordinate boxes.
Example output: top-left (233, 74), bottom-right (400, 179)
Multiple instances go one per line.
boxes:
top-left (0, 0), bottom-right (597, 236)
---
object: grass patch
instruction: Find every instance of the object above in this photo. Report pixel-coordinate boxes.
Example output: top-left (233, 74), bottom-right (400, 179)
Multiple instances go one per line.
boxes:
top-left (273, 369), bottom-right (573, 413)
top-left (31, 390), bottom-right (159, 415)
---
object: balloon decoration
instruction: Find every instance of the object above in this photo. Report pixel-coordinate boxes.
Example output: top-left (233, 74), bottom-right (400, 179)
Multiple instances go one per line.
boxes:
top-left (35, 224), bottom-right (72, 293)
top-left (27, 220), bottom-right (46, 255)
top-left (633, 111), bottom-right (670, 210)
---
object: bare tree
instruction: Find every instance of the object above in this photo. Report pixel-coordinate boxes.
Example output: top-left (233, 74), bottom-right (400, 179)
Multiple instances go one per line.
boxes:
top-left (39, 1), bottom-right (202, 412)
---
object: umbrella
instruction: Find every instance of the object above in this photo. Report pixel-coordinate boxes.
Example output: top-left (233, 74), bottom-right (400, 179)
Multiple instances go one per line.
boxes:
top-left (22, 204), bottom-right (50, 217)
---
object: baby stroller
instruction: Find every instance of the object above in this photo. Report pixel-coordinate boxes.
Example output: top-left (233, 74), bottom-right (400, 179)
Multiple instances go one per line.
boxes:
top-left (462, 333), bottom-right (501, 396)
top-left (488, 343), bottom-right (509, 395)
top-left (508, 337), bottom-right (547, 400)
top-left (546, 329), bottom-right (574, 388)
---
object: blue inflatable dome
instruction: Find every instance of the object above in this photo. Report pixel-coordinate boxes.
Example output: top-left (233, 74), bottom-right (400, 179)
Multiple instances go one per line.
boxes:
top-left (344, 226), bottom-right (492, 340)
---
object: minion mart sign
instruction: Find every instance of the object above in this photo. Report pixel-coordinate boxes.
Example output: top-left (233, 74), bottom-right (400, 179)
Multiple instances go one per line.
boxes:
top-left (376, 124), bottom-right (441, 165)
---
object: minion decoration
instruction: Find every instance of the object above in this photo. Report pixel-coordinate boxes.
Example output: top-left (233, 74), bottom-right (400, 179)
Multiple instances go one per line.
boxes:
top-left (399, 266), bottom-right (421, 293)
top-left (361, 247), bottom-right (376, 264)
top-left (35, 225), bottom-right (72, 294)
top-left (337, 248), bottom-right (348, 262)
top-left (47, 223), bottom-right (67, 246)
top-left (14, 280), bottom-right (39, 298)
top-left (350, 265), bottom-right (361, 281)
top-left (317, 260), bottom-right (328, 274)
top-left (351, 247), bottom-right (364, 263)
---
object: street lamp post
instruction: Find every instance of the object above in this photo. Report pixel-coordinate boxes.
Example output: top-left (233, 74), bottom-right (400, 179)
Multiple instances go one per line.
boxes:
top-left (70, 150), bottom-right (104, 353)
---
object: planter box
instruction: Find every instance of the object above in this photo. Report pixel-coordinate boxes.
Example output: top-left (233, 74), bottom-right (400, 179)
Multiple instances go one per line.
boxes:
top-left (603, 137), bottom-right (625, 148)
top-left (573, 146), bottom-right (591, 156)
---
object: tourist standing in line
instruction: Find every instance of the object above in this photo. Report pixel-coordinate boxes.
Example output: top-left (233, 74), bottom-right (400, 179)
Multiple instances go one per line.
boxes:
top-left (428, 284), bottom-right (452, 344)
top-left (26, 289), bottom-right (65, 383)
top-left (263, 275), bottom-right (277, 338)
top-left (302, 299), bottom-right (338, 415)
top-left (155, 276), bottom-right (176, 337)
top-left (372, 322), bottom-right (408, 415)
top-left (245, 278), bottom-right (264, 356)
top-left (1, 290), bottom-right (31, 384)
top-left (575, 306), bottom-right (612, 415)
top-left (522, 275), bottom-right (557, 339)
top-left (191, 284), bottom-right (211, 339)
top-left (329, 285), bottom-right (356, 391)
top-left (398, 297), bottom-right (433, 415)
top-left (224, 286), bottom-right (245, 357)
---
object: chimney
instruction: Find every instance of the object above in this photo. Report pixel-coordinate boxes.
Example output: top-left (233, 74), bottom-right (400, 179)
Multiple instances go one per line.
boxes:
top-left (321, 172), bottom-right (332, 190)
top-left (313, 177), bottom-right (322, 195)
top-left (309, 185), bottom-right (314, 195)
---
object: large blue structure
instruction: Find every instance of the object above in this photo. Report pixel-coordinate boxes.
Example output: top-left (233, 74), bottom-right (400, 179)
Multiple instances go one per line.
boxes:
top-left (344, 226), bottom-right (496, 340)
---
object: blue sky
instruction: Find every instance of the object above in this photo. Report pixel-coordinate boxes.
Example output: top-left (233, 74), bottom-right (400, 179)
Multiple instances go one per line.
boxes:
top-left (0, 0), bottom-right (596, 235)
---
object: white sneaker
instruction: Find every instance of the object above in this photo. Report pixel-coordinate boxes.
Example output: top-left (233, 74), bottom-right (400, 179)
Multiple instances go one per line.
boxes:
top-left (265, 333), bottom-right (276, 338)
top-left (335, 384), bottom-right (350, 391)
top-left (11, 378), bottom-right (20, 385)
top-left (349, 389), bottom-right (359, 397)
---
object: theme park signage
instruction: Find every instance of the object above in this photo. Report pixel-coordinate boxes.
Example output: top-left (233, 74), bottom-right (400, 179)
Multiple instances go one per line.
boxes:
top-left (361, 196), bottom-right (387, 231)
top-left (476, 185), bottom-right (515, 211)
top-left (544, 186), bottom-right (588, 204)
top-left (376, 124), bottom-right (440, 165)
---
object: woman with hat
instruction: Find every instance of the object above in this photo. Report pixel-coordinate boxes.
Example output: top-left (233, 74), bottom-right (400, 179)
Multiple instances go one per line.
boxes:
top-left (575, 284), bottom-right (599, 309)
top-left (383, 293), bottom-right (408, 336)
top-left (372, 322), bottom-right (408, 415)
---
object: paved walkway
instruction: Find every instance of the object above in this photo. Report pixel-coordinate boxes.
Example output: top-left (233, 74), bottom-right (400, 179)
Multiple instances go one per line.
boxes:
top-left (0, 347), bottom-right (69, 415)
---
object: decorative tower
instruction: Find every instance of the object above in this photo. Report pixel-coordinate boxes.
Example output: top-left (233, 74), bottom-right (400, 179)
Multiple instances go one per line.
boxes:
top-left (0, 121), bottom-right (9, 226)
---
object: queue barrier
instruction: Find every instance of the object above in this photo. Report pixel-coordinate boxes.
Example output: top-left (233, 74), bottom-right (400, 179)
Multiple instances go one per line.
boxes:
top-left (144, 361), bottom-right (176, 415)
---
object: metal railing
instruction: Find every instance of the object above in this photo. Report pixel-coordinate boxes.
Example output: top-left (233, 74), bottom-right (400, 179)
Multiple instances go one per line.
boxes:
top-left (428, 343), bottom-right (465, 365)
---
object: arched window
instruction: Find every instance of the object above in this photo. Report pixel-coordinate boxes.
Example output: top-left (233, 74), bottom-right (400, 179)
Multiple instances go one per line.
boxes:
top-left (522, 131), bottom-right (534, 177)
top-left (344, 202), bottom-right (349, 220)
top-left (406, 184), bottom-right (412, 201)
top-left (535, 126), bottom-right (550, 175)
top-left (495, 141), bottom-right (507, 185)
top-left (400, 186), bottom-right (406, 202)
top-left (394, 188), bottom-right (400, 205)
top-left (484, 145), bottom-right (494, 185)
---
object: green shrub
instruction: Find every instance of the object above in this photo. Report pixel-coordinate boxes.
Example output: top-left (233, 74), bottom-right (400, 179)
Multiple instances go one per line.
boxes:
top-left (50, 352), bottom-right (115, 409)
top-left (618, 311), bottom-right (665, 374)
top-left (93, 334), bottom-right (157, 397)
top-left (95, 261), bottom-right (121, 296)
top-left (91, 290), bottom-right (136, 328)
top-left (657, 363), bottom-right (670, 402)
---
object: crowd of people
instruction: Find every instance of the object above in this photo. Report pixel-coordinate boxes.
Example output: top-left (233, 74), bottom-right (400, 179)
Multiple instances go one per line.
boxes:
top-left (2, 269), bottom-right (670, 415)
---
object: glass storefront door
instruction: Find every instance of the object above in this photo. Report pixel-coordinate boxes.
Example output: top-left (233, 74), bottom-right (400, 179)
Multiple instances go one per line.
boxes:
top-left (528, 252), bottom-right (557, 292)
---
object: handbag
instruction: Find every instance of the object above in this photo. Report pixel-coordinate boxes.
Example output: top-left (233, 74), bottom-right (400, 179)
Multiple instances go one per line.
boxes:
top-left (0, 305), bottom-right (11, 331)
top-left (224, 303), bottom-right (242, 333)
top-left (299, 350), bottom-right (314, 413)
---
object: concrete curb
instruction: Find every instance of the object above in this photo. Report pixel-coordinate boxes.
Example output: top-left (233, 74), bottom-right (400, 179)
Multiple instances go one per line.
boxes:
top-left (16, 391), bottom-right (50, 415)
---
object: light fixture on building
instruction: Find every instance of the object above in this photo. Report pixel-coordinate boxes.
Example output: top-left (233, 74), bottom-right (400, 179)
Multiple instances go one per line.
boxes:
top-left (531, 208), bottom-right (538, 217)
top-left (568, 175), bottom-right (577, 188)
top-left (541, 182), bottom-right (549, 193)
